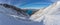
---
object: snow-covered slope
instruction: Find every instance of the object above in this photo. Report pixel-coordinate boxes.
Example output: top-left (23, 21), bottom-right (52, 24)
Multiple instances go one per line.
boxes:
top-left (0, 4), bottom-right (32, 23)
top-left (30, 1), bottom-right (60, 25)
top-left (0, 4), bottom-right (43, 25)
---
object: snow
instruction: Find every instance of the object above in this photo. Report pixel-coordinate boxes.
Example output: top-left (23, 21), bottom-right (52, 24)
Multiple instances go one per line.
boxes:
top-left (30, 1), bottom-right (60, 25)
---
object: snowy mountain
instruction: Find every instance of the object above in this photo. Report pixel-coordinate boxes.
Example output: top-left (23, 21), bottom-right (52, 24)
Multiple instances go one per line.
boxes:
top-left (0, 3), bottom-right (43, 25)
top-left (0, 4), bottom-right (31, 21)
top-left (30, 1), bottom-right (60, 25)
top-left (0, 3), bottom-right (34, 23)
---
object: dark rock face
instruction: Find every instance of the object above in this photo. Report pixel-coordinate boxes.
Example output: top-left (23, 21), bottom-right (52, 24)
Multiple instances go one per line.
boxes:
top-left (0, 4), bottom-right (23, 12)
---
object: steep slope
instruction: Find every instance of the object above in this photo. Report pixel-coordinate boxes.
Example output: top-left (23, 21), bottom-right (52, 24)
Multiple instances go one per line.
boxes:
top-left (29, 1), bottom-right (60, 23)
top-left (0, 4), bottom-right (32, 22)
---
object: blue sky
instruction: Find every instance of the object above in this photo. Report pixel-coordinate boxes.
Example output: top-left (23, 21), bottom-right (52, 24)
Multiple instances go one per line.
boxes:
top-left (0, 0), bottom-right (55, 9)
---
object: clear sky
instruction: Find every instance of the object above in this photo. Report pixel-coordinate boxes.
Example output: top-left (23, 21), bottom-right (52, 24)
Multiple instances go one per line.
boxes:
top-left (0, 0), bottom-right (56, 9)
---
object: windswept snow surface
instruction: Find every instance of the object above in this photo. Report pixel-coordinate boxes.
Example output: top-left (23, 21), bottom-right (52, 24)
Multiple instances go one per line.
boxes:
top-left (30, 1), bottom-right (60, 25)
